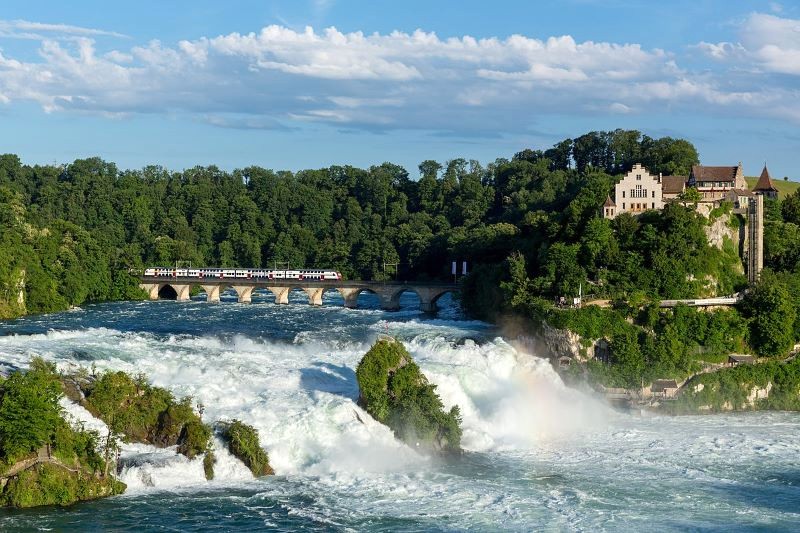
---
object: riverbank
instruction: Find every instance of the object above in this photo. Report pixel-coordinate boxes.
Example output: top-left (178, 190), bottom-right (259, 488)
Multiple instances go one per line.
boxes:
top-left (500, 303), bottom-right (800, 414)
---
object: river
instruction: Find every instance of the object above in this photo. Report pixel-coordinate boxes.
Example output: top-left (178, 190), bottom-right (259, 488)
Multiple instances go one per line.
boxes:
top-left (0, 290), bottom-right (797, 531)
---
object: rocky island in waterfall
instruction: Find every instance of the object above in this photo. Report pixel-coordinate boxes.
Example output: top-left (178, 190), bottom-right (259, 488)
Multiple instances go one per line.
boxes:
top-left (356, 338), bottom-right (462, 455)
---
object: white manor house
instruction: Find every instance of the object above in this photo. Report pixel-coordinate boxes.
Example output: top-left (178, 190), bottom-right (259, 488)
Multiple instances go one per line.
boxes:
top-left (602, 162), bottom-right (778, 219)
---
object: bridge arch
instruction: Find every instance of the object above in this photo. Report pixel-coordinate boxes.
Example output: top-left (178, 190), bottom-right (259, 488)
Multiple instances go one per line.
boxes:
top-left (158, 284), bottom-right (178, 300)
top-left (386, 287), bottom-right (422, 311)
top-left (320, 286), bottom-right (344, 306)
top-left (429, 288), bottom-right (459, 307)
top-left (336, 287), bottom-right (383, 309)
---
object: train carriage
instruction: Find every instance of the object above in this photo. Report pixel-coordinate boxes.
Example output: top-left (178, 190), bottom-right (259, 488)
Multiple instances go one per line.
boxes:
top-left (144, 267), bottom-right (342, 281)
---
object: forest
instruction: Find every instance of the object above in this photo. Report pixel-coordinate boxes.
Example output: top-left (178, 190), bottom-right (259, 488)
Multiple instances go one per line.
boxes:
top-left (1, 129), bottom-right (799, 382)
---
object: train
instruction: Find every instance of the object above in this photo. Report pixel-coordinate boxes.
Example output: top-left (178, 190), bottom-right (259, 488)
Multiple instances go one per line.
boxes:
top-left (143, 267), bottom-right (343, 281)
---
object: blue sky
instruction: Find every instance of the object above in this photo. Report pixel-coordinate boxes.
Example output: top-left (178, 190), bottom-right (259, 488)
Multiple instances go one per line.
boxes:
top-left (1, 0), bottom-right (799, 179)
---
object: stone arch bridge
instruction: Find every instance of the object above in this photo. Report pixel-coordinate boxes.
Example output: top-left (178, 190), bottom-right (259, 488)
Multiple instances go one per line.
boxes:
top-left (138, 276), bottom-right (460, 313)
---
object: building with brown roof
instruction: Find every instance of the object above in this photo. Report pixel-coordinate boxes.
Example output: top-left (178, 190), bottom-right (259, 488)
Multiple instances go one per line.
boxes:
top-left (728, 354), bottom-right (756, 366)
top-left (650, 379), bottom-right (679, 399)
top-left (752, 165), bottom-right (778, 199)
top-left (661, 175), bottom-right (687, 201)
top-left (688, 163), bottom-right (747, 201)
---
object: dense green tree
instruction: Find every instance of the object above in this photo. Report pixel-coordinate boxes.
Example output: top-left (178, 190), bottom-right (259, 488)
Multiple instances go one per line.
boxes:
top-left (741, 271), bottom-right (797, 357)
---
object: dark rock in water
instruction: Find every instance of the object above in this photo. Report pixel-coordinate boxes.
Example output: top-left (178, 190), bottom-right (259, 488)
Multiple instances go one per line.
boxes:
top-left (356, 337), bottom-right (462, 455)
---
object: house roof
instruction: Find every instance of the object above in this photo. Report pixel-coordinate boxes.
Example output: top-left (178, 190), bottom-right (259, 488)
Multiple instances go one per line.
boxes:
top-left (661, 175), bottom-right (687, 194)
top-left (651, 379), bottom-right (679, 392)
top-left (691, 165), bottom-right (739, 182)
top-left (730, 188), bottom-right (755, 198)
top-left (604, 195), bottom-right (616, 207)
top-left (729, 354), bottom-right (756, 364)
top-left (753, 165), bottom-right (779, 192)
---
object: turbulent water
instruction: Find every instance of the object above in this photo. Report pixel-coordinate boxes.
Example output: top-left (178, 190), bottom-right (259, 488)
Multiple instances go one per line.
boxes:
top-left (0, 289), bottom-right (798, 531)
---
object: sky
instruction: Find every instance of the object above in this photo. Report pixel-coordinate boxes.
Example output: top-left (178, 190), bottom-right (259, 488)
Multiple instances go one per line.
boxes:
top-left (0, 0), bottom-right (799, 179)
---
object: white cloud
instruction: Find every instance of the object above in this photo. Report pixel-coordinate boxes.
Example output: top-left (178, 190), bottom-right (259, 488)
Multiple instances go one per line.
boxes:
top-left (698, 13), bottom-right (800, 75)
top-left (0, 21), bottom-right (797, 134)
top-left (0, 19), bottom-right (127, 40)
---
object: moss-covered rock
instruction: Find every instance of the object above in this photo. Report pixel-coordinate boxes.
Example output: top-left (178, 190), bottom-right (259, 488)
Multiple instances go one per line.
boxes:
top-left (356, 338), bottom-right (462, 455)
top-left (217, 420), bottom-right (273, 477)
top-left (0, 462), bottom-right (125, 508)
top-left (71, 370), bottom-right (215, 479)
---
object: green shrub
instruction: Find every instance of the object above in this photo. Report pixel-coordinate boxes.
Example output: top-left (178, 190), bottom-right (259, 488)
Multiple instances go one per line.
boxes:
top-left (0, 463), bottom-right (124, 508)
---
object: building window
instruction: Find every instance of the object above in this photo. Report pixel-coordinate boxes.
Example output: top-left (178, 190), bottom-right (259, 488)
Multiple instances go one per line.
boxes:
top-left (652, 202), bottom-right (655, 208)
top-left (622, 202), bottom-right (625, 209)
top-left (622, 191), bottom-right (626, 198)
top-left (636, 174), bottom-right (642, 180)
top-left (652, 190), bottom-right (655, 198)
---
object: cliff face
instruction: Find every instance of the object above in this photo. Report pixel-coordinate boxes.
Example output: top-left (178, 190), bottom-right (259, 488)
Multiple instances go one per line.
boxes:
top-left (704, 212), bottom-right (740, 252)
top-left (516, 322), bottom-right (591, 362)
top-left (669, 359), bottom-right (800, 413)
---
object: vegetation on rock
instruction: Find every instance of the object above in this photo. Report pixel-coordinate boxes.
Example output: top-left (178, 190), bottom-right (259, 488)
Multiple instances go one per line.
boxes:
top-left (75, 370), bottom-right (214, 479)
top-left (356, 338), bottom-right (462, 454)
top-left (217, 420), bottom-right (273, 477)
top-left (0, 359), bottom-right (125, 508)
top-left (668, 358), bottom-right (800, 413)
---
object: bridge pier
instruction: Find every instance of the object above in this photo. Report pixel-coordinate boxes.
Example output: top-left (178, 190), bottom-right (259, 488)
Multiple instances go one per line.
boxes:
top-left (303, 287), bottom-right (324, 306)
top-left (419, 301), bottom-right (438, 313)
top-left (268, 287), bottom-right (289, 305)
top-left (232, 285), bottom-right (254, 303)
top-left (201, 285), bottom-right (220, 303)
top-left (379, 297), bottom-right (401, 311)
top-left (171, 284), bottom-right (191, 301)
top-left (337, 288), bottom-right (361, 308)
top-left (140, 283), bottom-right (160, 301)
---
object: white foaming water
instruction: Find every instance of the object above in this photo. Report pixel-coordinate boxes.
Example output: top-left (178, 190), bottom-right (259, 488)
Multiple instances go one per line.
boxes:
top-left (58, 384), bottom-right (252, 492)
top-left (0, 319), bottom-right (603, 483)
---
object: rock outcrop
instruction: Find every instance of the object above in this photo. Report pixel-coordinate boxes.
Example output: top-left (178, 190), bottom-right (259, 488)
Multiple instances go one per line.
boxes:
top-left (65, 370), bottom-right (215, 480)
top-left (216, 420), bottom-right (274, 477)
top-left (356, 337), bottom-right (462, 454)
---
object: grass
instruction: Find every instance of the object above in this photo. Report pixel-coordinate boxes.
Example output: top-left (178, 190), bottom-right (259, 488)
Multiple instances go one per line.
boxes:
top-left (745, 177), bottom-right (799, 199)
